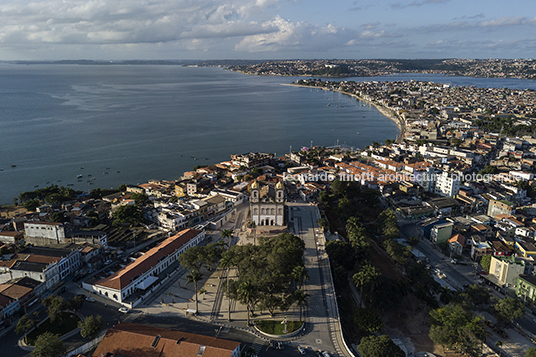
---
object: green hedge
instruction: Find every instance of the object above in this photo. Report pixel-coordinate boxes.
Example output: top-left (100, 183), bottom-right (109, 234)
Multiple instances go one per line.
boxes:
top-left (26, 312), bottom-right (81, 345)
top-left (255, 320), bottom-right (302, 335)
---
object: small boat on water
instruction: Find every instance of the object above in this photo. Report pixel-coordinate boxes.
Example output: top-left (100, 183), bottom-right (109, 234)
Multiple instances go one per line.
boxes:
top-left (77, 174), bottom-right (83, 178)
top-left (11, 164), bottom-right (16, 167)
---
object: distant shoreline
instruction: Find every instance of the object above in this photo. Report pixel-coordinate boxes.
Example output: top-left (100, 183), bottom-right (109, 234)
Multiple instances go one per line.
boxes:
top-left (284, 83), bottom-right (405, 143)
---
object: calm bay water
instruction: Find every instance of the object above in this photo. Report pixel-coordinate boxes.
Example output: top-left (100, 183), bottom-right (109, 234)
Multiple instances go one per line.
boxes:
top-left (1, 64), bottom-right (535, 205)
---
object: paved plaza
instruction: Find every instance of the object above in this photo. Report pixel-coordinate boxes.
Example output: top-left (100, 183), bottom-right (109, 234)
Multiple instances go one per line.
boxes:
top-left (123, 202), bottom-right (350, 356)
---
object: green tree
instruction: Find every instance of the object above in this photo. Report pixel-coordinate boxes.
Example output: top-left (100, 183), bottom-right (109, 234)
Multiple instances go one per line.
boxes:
top-left (111, 204), bottom-right (144, 226)
top-left (496, 340), bottom-right (503, 357)
top-left (408, 236), bottom-right (420, 246)
top-left (491, 297), bottom-right (524, 326)
top-left (293, 289), bottom-right (309, 322)
top-left (354, 307), bottom-right (383, 333)
top-left (526, 347), bottom-right (536, 357)
top-left (131, 193), bottom-right (149, 206)
top-left (178, 245), bottom-right (205, 272)
top-left (23, 199), bottom-right (41, 212)
top-left (78, 315), bottom-right (103, 339)
top-left (480, 255), bottom-right (492, 272)
top-left (291, 265), bottom-right (309, 290)
top-left (31, 332), bottom-right (65, 357)
top-left (449, 138), bottom-right (463, 147)
top-left (357, 335), bottom-right (405, 357)
top-left (67, 295), bottom-right (85, 311)
top-left (220, 255), bottom-right (233, 321)
top-left (42, 295), bottom-right (66, 324)
top-left (50, 212), bottom-right (67, 223)
top-left (379, 209), bottom-right (400, 240)
top-left (353, 264), bottom-right (380, 307)
top-left (316, 217), bottom-right (329, 231)
top-left (185, 270), bottom-right (204, 314)
top-left (15, 312), bottom-right (39, 343)
top-left (236, 280), bottom-right (256, 326)
top-left (429, 304), bottom-right (486, 354)
top-left (325, 240), bottom-right (355, 271)
top-left (463, 285), bottom-right (491, 310)
top-left (383, 239), bottom-right (411, 265)
top-left (221, 229), bottom-right (234, 250)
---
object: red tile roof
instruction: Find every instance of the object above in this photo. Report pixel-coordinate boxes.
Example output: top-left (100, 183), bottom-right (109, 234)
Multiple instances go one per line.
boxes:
top-left (94, 229), bottom-right (202, 291)
top-left (92, 322), bottom-right (240, 357)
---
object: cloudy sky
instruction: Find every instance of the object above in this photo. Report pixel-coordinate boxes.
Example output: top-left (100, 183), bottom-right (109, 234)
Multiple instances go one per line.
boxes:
top-left (0, 0), bottom-right (534, 60)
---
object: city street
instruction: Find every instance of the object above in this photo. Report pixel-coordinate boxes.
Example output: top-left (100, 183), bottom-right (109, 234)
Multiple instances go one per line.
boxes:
top-left (400, 222), bottom-right (536, 355)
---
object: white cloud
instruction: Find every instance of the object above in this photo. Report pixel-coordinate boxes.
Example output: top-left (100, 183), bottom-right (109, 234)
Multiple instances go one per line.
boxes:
top-left (390, 0), bottom-right (450, 8)
top-left (0, 0), bottom-right (289, 46)
top-left (235, 16), bottom-right (348, 52)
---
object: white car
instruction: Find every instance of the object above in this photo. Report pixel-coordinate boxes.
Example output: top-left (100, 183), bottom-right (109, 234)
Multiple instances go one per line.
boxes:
top-left (85, 296), bottom-right (95, 302)
top-left (298, 346), bottom-right (306, 355)
top-left (322, 352), bottom-right (331, 357)
top-left (118, 307), bottom-right (130, 313)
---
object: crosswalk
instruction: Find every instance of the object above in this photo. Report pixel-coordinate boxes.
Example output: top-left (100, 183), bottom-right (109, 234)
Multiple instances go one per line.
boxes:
top-left (250, 337), bottom-right (266, 356)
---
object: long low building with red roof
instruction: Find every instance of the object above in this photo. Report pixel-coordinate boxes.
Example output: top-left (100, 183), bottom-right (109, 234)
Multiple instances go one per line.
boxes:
top-left (87, 228), bottom-right (205, 308)
top-left (92, 322), bottom-right (241, 357)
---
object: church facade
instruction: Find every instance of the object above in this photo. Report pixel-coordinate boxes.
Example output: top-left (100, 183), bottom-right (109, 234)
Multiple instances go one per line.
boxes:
top-left (250, 180), bottom-right (285, 226)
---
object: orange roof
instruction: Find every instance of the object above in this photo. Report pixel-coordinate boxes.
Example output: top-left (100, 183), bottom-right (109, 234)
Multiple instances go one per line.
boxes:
top-left (94, 229), bottom-right (202, 291)
top-left (448, 233), bottom-right (466, 246)
top-left (92, 322), bottom-right (240, 357)
top-left (0, 283), bottom-right (33, 300)
top-left (25, 255), bottom-right (61, 265)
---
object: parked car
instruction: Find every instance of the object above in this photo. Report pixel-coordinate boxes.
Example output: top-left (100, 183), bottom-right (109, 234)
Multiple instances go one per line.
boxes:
top-left (85, 296), bottom-right (95, 302)
top-left (118, 307), bottom-right (130, 313)
top-left (59, 286), bottom-right (68, 294)
top-left (298, 346), bottom-right (306, 355)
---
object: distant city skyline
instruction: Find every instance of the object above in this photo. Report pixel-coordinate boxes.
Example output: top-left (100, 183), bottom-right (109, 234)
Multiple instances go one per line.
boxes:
top-left (0, 0), bottom-right (534, 61)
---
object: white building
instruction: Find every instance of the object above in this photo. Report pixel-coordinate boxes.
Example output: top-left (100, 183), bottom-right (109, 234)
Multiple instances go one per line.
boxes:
top-left (434, 171), bottom-right (461, 197)
top-left (89, 228), bottom-right (205, 307)
top-left (210, 189), bottom-right (246, 205)
top-left (8, 246), bottom-right (81, 289)
top-left (250, 181), bottom-right (285, 227)
top-left (23, 221), bottom-right (67, 245)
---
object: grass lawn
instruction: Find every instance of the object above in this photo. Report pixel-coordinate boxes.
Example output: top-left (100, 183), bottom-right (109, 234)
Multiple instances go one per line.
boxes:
top-left (26, 312), bottom-right (81, 345)
top-left (255, 320), bottom-right (303, 335)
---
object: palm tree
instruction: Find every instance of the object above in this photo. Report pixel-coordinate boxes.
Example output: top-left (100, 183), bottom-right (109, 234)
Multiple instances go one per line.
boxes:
top-left (293, 289), bottom-right (309, 322)
top-left (352, 264), bottom-right (380, 308)
top-left (237, 281), bottom-right (255, 326)
top-left (250, 221), bottom-right (257, 245)
top-left (185, 270), bottom-right (203, 314)
top-left (221, 229), bottom-right (234, 250)
top-left (220, 255), bottom-right (233, 321)
top-left (495, 340), bottom-right (503, 356)
top-left (292, 266), bottom-right (309, 290)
